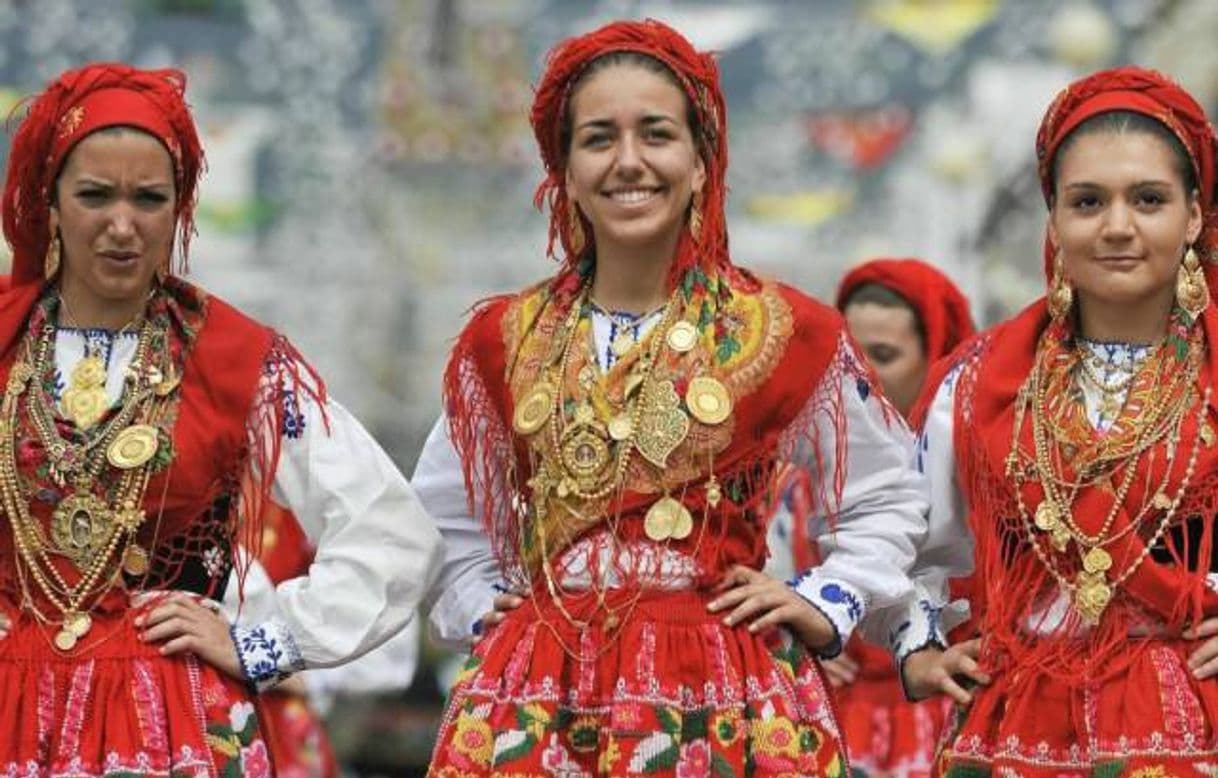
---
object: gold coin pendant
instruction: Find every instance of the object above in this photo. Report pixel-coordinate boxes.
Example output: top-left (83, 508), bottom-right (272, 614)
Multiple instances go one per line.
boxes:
top-left (123, 545), bottom-right (150, 576)
top-left (1082, 546), bottom-right (1113, 574)
top-left (64, 610), bottom-right (92, 638)
top-left (608, 414), bottom-right (634, 441)
top-left (513, 383), bottom-right (554, 436)
top-left (670, 503), bottom-right (694, 540)
top-left (54, 628), bottom-right (78, 651)
top-left (686, 376), bottom-right (732, 425)
top-left (1033, 501), bottom-right (1058, 532)
top-left (107, 425), bottom-right (160, 470)
top-left (666, 321), bottom-right (698, 353)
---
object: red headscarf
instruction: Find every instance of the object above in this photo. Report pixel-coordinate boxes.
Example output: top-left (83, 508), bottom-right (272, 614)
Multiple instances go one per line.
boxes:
top-left (3, 62), bottom-right (204, 286)
top-left (835, 257), bottom-right (974, 364)
top-left (530, 19), bottom-right (729, 292)
top-left (932, 66), bottom-right (1218, 681)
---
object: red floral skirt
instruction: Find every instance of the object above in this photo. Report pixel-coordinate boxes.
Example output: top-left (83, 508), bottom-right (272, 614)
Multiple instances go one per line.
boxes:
top-left (0, 608), bottom-right (271, 777)
top-left (428, 590), bottom-right (847, 777)
top-left (938, 638), bottom-right (1218, 777)
top-left (832, 639), bottom-right (951, 778)
top-left (257, 690), bottom-right (338, 778)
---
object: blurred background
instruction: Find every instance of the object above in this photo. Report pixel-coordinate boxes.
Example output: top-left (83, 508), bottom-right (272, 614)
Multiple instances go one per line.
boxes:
top-left (3, 0), bottom-right (1218, 773)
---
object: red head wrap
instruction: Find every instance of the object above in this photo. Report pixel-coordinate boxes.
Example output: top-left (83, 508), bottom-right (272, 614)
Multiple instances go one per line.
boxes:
top-left (835, 257), bottom-right (975, 364)
top-left (1035, 65), bottom-right (1218, 281)
top-left (3, 62), bottom-right (204, 286)
top-left (530, 19), bottom-right (729, 290)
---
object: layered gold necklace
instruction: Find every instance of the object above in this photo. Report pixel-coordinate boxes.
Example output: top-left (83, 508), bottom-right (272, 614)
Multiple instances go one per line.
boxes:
top-left (510, 286), bottom-right (733, 649)
top-left (1007, 320), bottom-right (1206, 624)
top-left (3, 300), bottom-right (177, 651)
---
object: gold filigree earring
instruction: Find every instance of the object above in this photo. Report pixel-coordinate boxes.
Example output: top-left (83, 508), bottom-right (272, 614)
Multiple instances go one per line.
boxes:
top-left (567, 206), bottom-right (586, 256)
top-left (44, 234), bottom-right (61, 281)
top-left (1048, 250), bottom-right (1074, 321)
top-left (1177, 245), bottom-right (1210, 319)
top-left (688, 191), bottom-right (703, 241)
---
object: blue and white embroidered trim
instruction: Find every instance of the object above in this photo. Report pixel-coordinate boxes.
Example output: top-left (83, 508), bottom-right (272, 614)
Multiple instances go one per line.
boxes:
top-left (231, 618), bottom-right (305, 692)
top-left (789, 571), bottom-right (867, 658)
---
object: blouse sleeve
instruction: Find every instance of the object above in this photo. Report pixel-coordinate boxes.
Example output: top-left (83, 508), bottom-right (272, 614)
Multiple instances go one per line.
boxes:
top-left (412, 415), bottom-right (507, 651)
top-left (860, 363), bottom-right (976, 692)
top-left (785, 335), bottom-right (931, 657)
top-left (228, 377), bottom-right (443, 690)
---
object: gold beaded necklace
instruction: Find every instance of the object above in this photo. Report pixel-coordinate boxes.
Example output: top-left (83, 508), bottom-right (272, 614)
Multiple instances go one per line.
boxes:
top-left (2, 302), bottom-right (176, 651)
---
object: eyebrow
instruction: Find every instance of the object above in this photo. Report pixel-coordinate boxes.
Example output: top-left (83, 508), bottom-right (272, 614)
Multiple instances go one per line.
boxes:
top-left (1064, 179), bottom-right (1175, 190)
top-left (73, 176), bottom-right (172, 189)
top-left (574, 113), bottom-right (678, 132)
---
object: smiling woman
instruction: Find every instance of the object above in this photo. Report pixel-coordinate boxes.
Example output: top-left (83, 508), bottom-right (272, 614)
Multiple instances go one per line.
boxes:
top-left (0, 63), bottom-right (441, 776)
top-left (417, 19), bottom-right (933, 777)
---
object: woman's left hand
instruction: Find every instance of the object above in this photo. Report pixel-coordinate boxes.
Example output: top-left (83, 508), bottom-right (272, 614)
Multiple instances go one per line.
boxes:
top-left (1185, 616), bottom-right (1218, 678)
top-left (708, 565), bottom-right (835, 651)
top-left (135, 593), bottom-right (243, 681)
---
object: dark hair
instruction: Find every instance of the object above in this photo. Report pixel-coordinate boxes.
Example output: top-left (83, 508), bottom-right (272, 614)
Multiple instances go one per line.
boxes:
top-left (842, 282), bottom-right (927, 350)
top-left (560, 51), bottom-right (701, 158)
top-left (1049, 110), bottom-right (1198, 201)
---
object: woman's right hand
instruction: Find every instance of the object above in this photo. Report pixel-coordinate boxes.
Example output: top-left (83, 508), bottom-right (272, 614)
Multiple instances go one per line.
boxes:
top-left (900, 638), bottom-right (989, 705)
top-left (473, 591), bottom-right (525, 644)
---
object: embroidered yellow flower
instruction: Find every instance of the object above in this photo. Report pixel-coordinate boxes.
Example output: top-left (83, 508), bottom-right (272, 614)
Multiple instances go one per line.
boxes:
top-left (1130, 768), bottom-right (1172, 778)
top-left (751, 716), bottom-right (801, 758)
top-left (451, 710), bottom-right (493, 766)
top-left (521, 703), bottom-right (552, 740)
top-left (598, 737), bottom-right (622, 773)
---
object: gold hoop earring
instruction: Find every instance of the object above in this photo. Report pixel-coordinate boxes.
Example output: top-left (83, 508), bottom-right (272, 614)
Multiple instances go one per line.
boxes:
top-left (567, 206), bottom-right (586, 256)
top-left (689, 191), bottom-right (703, 241)
top-left (1177, 245), bottom-right (1210, 319)
top-left (1048, 251), bottom-right (1073, 322)
top-left (44, 234), bottom-right (61, 281)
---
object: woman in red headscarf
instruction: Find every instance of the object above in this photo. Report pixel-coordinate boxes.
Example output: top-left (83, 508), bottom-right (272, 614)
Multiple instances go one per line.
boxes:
top-left (894, 66), bottom-right (1218, 776)
top-left (768, 258), bottom-right (973, 777)
top-left (0, 63), bottom-right (440, 775)
top-left (414, 19), bottom-right (931, 775)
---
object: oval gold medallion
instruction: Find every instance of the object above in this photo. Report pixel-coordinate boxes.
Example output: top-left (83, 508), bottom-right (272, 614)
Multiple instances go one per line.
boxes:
top-left (107, 425), bottom-right (160, 470)
top-left (1033, 501), bottom-right (1058, 532)
top-left (513, 383), bottom-right (554, 436)
top-left (123, 545), bottom-right (150, 576)
top-left (54, 628), bottom-right (78, 651)
top-left (686, 376), bottom-right (732, 425)
top-left (644, 497), bottom-right (680, 541)
top-left (666, 321), bottom-right (698, 353)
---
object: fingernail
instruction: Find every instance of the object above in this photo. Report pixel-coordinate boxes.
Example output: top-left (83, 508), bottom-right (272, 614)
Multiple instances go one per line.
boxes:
top-left (706, 601), bottom-right (718, 611)
top-left (723, 617), bottom-right (733, 626)
top-left (134, 616), bottom-right (144, 627)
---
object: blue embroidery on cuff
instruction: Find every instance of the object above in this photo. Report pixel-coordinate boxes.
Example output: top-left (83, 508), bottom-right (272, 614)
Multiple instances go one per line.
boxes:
top-left (231, 620), bottom-right (305, 692)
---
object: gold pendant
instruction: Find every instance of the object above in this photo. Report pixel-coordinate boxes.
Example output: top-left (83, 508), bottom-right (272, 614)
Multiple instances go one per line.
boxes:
top-left (611, 329), bottom-right (635, 358)
top-left (107, 424), bottom-right (160, 469)
top-left (685, 376), bottom-right (732, 425)
top-left (1152, 492), bottom-right (1172, 511)
top-left (1034, 501), bottom-right (1059, 532)
top-left (607, 414), bottom-right (633, 441)
top-left (706, 476), bottom-right (723, 508)
top-left (122, 545), bottom-right (150, 576)
top-left (154, 366), bottom-right (181, 397)
top-left (1202, 423), bottom-right (1216, 448)
top-left (635, 380), bottom-right (690, 469)
top-left (1050, 524), bottom-right (1072, 553)
top-left (666, 321), bottom-right (698, 353)
top-left (559, 420), bottom-right (612, 492)
top-left (513, 382), bottom-right (555, 436)
top-left (644, 496), bottom-right (691, 541)
top-left (1074, 571), bottom-right (1113, 625)
top-left (53, 628), bottom-right (78, 651)
top-left (1081, 546), bottom-right (1113, 574)
top-left (50, 491), bottom-right (114, 567)
top-left (64, 609), bottom-right (92, 638)
top-left (61, 355), bottom-right (109, 429)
